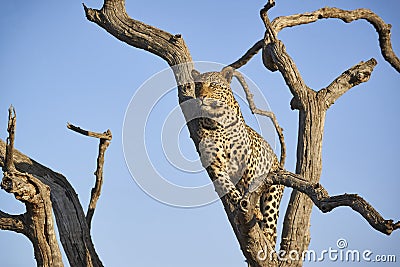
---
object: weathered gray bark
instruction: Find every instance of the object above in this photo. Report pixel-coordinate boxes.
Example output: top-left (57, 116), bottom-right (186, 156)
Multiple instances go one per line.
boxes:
top-left (67, 123), bottom-right (112, 231)
top-left (249, 170), bottom-right (400, 235)
top-left (258, 3), bottom-right (399, 266)
top-left (1, 1), bottom-right (399, 267)
top-left (83, 1), bottom-right (399, 267)
top-left (1, 108), bottom-right (64, 267)
top-left (0, 125), bottom-right (111, 267)
top-left (83, 1), bottom-right (280, 266)
top-left (0, 119), bottom-right (108, 266)
top-left (2, 171), bottom-right (64, 267)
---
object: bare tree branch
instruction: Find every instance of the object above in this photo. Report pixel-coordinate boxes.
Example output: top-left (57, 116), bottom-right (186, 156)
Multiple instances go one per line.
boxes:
top-left (228, 7), bottom-right (399, 74)
top-left (258, 5), bottom-right (390, 267)
top-left (242, 170), bottom-right (400, 235)
top-left (83, 0), bottom-right (199, 153)
top-left (67, 123), bottom-right (112, 140)
top-left (225, 2), bottom-right (276, 72)
top-left (4, 106), bottom-right (16, 172)
top-left (83, 0), bottom-right (194, 99)
top-left (2, 171), bottom-right (65, 267)
top-left (318, 58), bottom-right (377, 109)
top-left (271, 7), bottom-right (400, 73)
top-left (1, 108), bottom-right (31, 239)
top-left (1, 109), bottom-right (64, 267)
top-left (67, 123), bottom-right (112, 230)
top-left (81, 1), bottom-right (398, 267)
top-left (0, 141), bottom-right (103, 266)
top-left (231, 69), bottom-right (286, 167)
top-left (261, 5), bottom-right (312, 109)
top-left (228, 40), bottom-right (263, 70)
top-left (0, 210), bottom-right (25, 234)
top-left (83, 1), bottom-right (188, 67)
top-left (87, 138), bottom-right (110, 230)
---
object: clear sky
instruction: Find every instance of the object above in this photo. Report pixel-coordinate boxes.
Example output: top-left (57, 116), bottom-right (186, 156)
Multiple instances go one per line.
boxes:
top-left (1, 0), bottom-right (399, 266)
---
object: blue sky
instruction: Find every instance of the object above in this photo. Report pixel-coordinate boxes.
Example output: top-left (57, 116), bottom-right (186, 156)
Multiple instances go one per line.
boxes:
top-left (1, 1), bottom-right (399, 266)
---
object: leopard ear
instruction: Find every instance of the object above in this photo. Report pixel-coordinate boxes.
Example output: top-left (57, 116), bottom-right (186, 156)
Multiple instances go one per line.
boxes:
top-left (191, 69), bottom-right (201, 80)
top-left (220, 67), bottom-right (234, 83)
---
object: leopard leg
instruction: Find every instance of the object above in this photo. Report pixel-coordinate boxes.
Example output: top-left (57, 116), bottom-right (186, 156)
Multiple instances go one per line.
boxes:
top-left (199, 138), bottom-right (242, 204)
top-left (206, 162), bottom-right (242, 204)
top-left (260, 184), bottom-right (284, 246)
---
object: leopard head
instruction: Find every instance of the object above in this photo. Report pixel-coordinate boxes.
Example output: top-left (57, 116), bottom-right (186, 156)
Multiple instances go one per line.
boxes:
top-left (192, 70), bottom-right (241, 127)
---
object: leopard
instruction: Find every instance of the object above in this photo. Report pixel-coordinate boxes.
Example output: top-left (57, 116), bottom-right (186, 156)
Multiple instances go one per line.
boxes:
top-left (191, 69), bottom-right (284, 246)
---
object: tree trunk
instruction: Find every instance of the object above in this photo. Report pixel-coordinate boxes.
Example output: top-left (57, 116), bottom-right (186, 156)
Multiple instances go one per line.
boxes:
top-left (280, 93), bottom-right (326, 266)
top-left (1, 1), bottom-right (399, 267)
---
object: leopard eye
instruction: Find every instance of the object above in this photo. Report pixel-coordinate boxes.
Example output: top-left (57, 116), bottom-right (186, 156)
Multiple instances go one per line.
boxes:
top-left (210, 82), bottom-right (217, 87)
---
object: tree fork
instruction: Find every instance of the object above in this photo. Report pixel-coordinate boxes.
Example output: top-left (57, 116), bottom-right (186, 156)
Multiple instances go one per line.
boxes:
top-left (0, 129), bottom-right (103, 266)
top-left (1, 107), bottom-right (64, 267)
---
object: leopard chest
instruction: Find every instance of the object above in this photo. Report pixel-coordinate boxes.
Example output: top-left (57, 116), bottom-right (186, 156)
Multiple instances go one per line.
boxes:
top-left (198, 118), bottom-right (251, 183)
top-left (227, 122), bottom-right (253, 176)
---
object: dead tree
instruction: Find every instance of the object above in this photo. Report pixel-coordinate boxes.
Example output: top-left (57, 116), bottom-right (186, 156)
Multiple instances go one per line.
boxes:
top-left (0, 111), bottom-right (111, 266)
top-left (82, 1), bottom-right (399, 266)
top-left (0, 1), bottom-right (399, 267)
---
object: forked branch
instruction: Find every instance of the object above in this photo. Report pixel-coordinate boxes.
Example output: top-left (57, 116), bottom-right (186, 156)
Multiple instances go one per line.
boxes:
top-left (241, 170), bottom-right (400, 235)
top-left (67, 123), bottom-right (112, 230)
top-left (82, 1), bottom-right (398, 267)
top-left (1, 107), bottom-right (64, 267)
top-left (0, 113), bottom-right (103, 266)
top-left (261, 4), bottom-right (311, 107)
top-left (228, 6), bottom-right (399, 74)
top-left (272, 7), bottom-right (400, 73)
top-left (318, 58), bottom-right (377, 109)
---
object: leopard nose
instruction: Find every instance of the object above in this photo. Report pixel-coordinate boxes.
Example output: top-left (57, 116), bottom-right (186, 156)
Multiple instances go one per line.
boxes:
top-left (196, 96), bottom-right (205, 106)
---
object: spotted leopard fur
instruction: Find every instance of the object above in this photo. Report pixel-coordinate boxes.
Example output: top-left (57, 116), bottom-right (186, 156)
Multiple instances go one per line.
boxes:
top-left (192, 70), bottom-right (284, 245)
